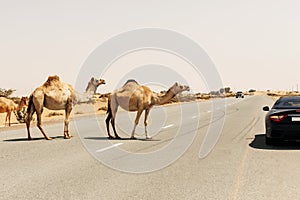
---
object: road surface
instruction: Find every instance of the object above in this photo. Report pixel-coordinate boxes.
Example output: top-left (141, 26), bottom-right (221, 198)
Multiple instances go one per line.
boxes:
top-left (1, 95), bottom-right (300, 200)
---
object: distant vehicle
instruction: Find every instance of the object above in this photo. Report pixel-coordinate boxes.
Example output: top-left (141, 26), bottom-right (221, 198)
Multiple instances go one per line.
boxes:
top-left (236, 91), bottom-right (244, 98)
top-left (263, 96), bottom-right (300, 145)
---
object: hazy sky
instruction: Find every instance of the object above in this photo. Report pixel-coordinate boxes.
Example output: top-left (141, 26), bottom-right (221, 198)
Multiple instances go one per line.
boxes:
top-left (1, 0), bottom-right (299, 96)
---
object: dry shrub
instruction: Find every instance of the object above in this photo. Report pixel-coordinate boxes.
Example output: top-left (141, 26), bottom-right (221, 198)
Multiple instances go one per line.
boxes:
top-left (47, 112), bottom-right (63, 117)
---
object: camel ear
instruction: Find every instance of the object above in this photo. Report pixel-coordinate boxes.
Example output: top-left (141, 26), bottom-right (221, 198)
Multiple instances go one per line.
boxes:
top-left (175, 82), bottom-right (178, 86)
top-left (91, 77), bottom-right (95, 81)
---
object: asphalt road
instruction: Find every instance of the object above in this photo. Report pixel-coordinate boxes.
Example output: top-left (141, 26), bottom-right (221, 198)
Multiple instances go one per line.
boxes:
top-left (2, 95), bottom-right (300, 200)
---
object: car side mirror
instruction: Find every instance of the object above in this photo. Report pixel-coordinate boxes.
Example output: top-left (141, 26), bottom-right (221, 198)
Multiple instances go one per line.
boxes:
top-left (263, 106), bottom-right (270, 111)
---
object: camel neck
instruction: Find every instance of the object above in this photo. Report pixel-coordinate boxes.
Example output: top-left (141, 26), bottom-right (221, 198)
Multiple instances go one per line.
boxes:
top-left (16, 101), bottom-right (25, 111)
top-left (157, 90), bottom-right (176, 105)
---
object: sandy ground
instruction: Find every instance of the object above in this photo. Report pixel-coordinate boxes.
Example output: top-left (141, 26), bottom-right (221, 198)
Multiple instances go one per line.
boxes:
top-left (254, 90), bottom-right (300, 100)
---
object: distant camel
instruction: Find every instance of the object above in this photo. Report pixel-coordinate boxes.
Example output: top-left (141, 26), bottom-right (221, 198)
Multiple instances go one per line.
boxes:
top-left (26, 75), bottom-right (77, 140)
top-left (77, 78), bottom-right (106, 103)
top-left (85, 77), bottom-right (106, 94)
top-left (0, 97), bottom-right (28, 126)
top-left (106, 80), bottom-right (190, 139)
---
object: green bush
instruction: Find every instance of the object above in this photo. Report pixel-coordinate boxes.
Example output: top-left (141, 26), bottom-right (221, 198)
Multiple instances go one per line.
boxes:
top-left (0, 88), bottom-right (15, 97)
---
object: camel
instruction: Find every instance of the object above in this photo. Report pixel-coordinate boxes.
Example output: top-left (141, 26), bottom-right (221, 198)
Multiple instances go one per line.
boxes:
top-left (0, 96), bottom-right (28, 126)
top-left (26, 75), bottom-right (77, 140)
top-left (85, 77), bottom-right (106, 94)
top-left (77, 78), bottom-right (106, 103)
top-left (105, 80), bottom-right (190, 139)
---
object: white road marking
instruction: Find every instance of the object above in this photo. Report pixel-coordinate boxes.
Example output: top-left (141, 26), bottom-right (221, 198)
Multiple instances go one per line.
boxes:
top-left (162, 124), bottom-right (174, 129)
top-left (96, 143), bottom-right (123, 153)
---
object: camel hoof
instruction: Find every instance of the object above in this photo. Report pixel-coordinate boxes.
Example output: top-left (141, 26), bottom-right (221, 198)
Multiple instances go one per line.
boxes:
top-left (64, 136), bottom-right (71, 139)
top-left (146, 136), bottom-right (152, 140)
top-left (46, 137), bottom-right (53, 140)
top-left (108, 135), bottom-right (114, 139)
top-left (115, 135), bottom-right (121, 139)
top-left (130, 136), bottom-right (136, 140)
top-left (28, 137), bottom-right (33, 141)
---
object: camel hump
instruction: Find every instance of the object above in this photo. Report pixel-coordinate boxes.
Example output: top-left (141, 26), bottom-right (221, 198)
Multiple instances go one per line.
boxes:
top-left (141, 86), bottom-right (151, 93)
top-left (43, 75), bottom-right (61, 87)
top-left (123, 79), bottom-right (139, 86)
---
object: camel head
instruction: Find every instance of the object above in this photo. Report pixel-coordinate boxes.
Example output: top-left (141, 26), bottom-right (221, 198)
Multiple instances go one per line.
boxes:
top-left (20, 96), bottom-right (29, 106)
top-left (13, 96), bottom-right (28, 107)
top-left (97, 78), bottom-right (106, 85)
top-left (170, 82), bottom-right (190, 95)
top-left (90, 77), bottom-right (106, 87)
top-left (85, 77), bottom-right (106, 94)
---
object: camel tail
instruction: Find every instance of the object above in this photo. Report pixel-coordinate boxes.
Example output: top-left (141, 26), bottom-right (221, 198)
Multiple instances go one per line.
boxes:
top-left (27, 95), bottom-right (35, 114)
top-left (106, 98), bottom-right (111, 114)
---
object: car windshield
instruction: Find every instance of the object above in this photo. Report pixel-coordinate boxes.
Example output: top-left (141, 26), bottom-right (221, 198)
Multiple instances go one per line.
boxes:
top-left (273, 98), bottom-right (300, 109)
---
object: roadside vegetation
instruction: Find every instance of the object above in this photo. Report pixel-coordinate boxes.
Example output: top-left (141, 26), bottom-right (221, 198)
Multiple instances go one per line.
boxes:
top-left (0, 88), bottom-right (27, 123)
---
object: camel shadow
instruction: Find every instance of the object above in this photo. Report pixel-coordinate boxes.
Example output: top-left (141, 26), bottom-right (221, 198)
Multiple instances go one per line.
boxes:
top-left (84, 136), bottom-right (160, 141)
top-left (3, 135), bottom-right (66, 142)
top-left (249, 134), bottom-right (300, 150)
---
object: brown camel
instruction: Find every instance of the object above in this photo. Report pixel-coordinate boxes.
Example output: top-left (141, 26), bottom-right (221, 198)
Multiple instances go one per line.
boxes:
top-left (105, 80), bottom-right (190, 139)
top-left (85, 77), bottom-right (106, 94)
top-left (26, 75), bottom-right (77, 140)
top-left (0, 97), bottom-right (28, 126)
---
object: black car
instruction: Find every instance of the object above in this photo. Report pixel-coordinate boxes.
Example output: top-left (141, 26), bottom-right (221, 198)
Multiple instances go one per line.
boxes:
top-left (263, 96), bottom-right (300, 144)
top-left (236, 91), bottom-right (244, 98)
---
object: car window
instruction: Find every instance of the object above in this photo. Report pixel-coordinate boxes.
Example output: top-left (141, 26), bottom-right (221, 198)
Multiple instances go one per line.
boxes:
top-left (273, 99), bottom-right (300, 108)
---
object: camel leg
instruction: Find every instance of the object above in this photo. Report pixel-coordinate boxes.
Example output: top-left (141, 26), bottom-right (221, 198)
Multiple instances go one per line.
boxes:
top-left (144, 109), bottom-right (151, 139)
top-left (110, 99), bottom-right (120, 139)
top-left (106, 110), bottom-right (120, 139)
top-left (26, 98), bottom-right (35, 140)
top-left (5, 112), bottom-right (9, 126)
top-left (64, 101), bottom-right (72, 139)
top-left (131, 109), bottom-right (143, 139)
top-left (36, 110), bottom-right (52, 140)
top-left (26, 111), bottom-right (34, 140)
top-left (105, 112), bottom-right (114, 139)
top-left (111, 117), bottom-right (120, 139)
top-left (8, 111), bottom-right (12, 126)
